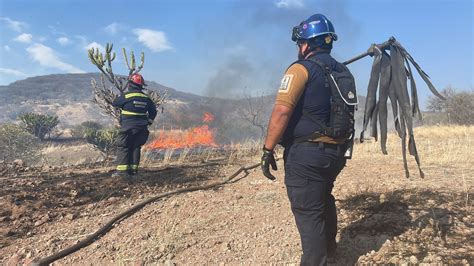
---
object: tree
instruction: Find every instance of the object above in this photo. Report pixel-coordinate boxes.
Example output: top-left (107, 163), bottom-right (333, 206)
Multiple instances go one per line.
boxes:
top-left (241, 91), bottom-right (272, 139)
top-left (87, 43), bottom-right (167, 124)
top-left (427, 87), bottom-right (474, 125)
top-left (446, 90), bottom-right (474, 125)
top-left (426, 87), bottom-right (455, 113)
top-left (19, 112), bottom-right (59, 140)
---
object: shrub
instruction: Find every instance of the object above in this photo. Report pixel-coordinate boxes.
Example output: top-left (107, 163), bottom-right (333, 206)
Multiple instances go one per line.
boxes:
top-left (72, 121), bottom-right (103, 138)
top-left (427, 88), bottom-right (474, 125)
top-left (0, 123), bottom-right (40, 164)
top-left (84, 127), bottom-right (118, 159)
top-left (19, 112), bottom-right (59, 140)
top-left (81, 121), bottom-right (103, 131)
top-left (446, 91), bottom-right (474, 125)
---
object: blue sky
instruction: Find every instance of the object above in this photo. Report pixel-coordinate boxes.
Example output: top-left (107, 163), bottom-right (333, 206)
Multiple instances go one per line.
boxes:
top-left (0, 0), bottom-right (472, 107)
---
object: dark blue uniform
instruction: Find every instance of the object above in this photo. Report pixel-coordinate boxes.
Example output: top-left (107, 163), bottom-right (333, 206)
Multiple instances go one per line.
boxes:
top-left (282, 52), bottom-right (347, 265)
top-left (112, 85), bottom-right (157, 174)
top-left (283, 52), bottom-right (349, 142)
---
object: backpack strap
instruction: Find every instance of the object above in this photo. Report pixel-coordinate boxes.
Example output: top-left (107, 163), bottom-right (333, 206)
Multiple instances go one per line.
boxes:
top-left (297, 59), bottom-right (334, 139)
top-left (304, 58), bottom-right (332, 75)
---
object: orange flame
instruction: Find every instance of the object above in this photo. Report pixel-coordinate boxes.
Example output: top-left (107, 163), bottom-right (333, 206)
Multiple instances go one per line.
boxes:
top-left (146, 112), bottom-right (218, 150)
top-left (203, 112), bottom-right (215, 123)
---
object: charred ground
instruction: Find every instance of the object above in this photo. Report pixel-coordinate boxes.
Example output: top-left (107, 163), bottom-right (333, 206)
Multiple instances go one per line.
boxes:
top-left (0, 126), bottom-right (472, 265)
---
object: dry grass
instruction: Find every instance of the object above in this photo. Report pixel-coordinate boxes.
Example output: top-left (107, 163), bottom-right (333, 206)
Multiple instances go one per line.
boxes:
top-left (36, 125), bottom-right (473, 186)
top-left (413, 125), bottom-right (472, 166)
top-left (354, 125), bottom-right (473, 169)
top-left (141, 125), bottom-right (473, 174)
top-left (40, 143), bottom-right (103, 166)
top-left (225, 139), bottom-right (263, 164)
top-left (341, 125), bottom-right (473, 208)
top-left (141, 139), bottom-right (264, 167)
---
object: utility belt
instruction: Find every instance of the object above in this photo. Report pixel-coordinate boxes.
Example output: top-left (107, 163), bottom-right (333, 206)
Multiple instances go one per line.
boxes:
top-left (283, 131), bottom-right (354, 159)
top-left (295, 140), bottom-right (346, 155)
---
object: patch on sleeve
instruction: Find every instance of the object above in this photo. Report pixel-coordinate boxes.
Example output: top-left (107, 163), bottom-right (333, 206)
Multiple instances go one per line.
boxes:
top-left (278, 74), bottom-right (294, 93)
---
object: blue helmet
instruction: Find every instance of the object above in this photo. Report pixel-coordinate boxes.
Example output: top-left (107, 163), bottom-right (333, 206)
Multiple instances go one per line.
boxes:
top-left (292, 14), bottom-right (338, 42)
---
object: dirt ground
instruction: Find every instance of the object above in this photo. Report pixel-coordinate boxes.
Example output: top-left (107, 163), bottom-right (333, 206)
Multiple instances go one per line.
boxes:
top-left (1, 128), bottom-right (473, 265)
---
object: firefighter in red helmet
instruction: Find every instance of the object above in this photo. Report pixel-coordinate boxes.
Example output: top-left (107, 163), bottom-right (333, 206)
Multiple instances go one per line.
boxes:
top-left (111, 73), bottom-right (157, 179)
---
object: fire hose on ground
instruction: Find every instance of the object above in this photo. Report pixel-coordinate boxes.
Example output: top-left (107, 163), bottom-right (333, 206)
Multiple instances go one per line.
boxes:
top-left (33, 161), bottom-right (265, 265)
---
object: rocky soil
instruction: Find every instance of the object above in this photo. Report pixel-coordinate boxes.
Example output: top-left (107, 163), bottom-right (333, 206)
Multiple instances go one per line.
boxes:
top-left (1, 148), bottom-right (472, 265)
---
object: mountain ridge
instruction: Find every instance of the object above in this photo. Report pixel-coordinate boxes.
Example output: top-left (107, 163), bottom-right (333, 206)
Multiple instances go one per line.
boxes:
top-left (0, 73), bottom-right (217, 104)
top-left (0, 73), bottom-right (274, 142)
top-left (0, 73), bottom-right (376, 142)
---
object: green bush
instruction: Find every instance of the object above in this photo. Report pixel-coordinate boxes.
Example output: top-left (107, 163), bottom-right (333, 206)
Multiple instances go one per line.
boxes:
top-left (0, 123), bottom-right (40, 164)
top-left (19, 112), bottom-right (59, 140)
top-left (72, 121), bottom-right (103, 138)
top-left (84, 127), bottom-right (118, 158)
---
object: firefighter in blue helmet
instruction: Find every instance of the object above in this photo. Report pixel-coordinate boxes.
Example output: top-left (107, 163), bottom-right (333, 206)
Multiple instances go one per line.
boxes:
top-left (112, 73), bottom-right (157, 179)
top-left (262, 14), bottom-right (353, 265)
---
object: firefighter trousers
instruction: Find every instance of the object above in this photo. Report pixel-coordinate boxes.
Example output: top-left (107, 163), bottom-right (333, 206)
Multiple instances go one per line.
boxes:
top-left (283, 142), bottom-right (346, 266)
top-left (115, 127), bottom-right (149, 174)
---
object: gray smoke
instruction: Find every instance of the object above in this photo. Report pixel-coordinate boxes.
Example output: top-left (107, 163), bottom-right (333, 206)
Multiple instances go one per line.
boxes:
top-left (203, 0), bottom-right (360, 98)
top-left (205, 54), bottom-right (255, 98)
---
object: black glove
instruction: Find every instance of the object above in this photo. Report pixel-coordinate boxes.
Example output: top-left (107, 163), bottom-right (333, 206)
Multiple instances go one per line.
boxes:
top-left (147, 119), bottom-right (153, 126)
top-left (261, 146), bottom-right (277, 180)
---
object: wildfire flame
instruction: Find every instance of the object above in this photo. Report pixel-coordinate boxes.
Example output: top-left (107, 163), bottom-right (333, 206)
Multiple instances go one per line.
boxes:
top-left (203, 112), bottom-right (215, 123)
top-left (146, 112), bottom-right (218, 149)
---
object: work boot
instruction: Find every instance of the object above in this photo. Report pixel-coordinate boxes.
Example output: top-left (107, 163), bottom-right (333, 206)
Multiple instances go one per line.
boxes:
top-left (111, 171), bottom-right (131, 182)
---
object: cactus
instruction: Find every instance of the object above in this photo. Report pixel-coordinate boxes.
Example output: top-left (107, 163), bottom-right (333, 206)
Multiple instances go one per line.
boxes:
top-left (87, 43), bottom-right (166, 124)
top-left (18, 112), bottom-right (59, 140)
top-left (84, 127), bottom-right (119, 160)
top-left (122, 48), bottom-right (145, 77)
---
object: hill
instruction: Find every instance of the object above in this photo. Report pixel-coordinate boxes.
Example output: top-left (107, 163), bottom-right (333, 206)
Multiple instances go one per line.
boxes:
top-left (0, 73), bottom-right (220, 122)
top-left (0, 73), bottom-right (385, 142)
top-left (0, 73), bottom-right (208, 104)
top-left (0, 73), bottom-right (273, 142)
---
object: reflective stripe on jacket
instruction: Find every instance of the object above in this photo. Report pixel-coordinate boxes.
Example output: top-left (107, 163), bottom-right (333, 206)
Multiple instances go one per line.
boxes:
top-left (112, 86), bottom-right (157, 130)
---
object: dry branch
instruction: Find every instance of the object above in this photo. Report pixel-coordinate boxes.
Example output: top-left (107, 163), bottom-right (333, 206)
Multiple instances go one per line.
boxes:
top-left (241, 92), bottom-right (269, 139)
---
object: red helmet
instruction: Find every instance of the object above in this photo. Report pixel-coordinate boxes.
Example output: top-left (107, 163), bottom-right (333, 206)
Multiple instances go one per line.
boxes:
top-left (129, 73), bottom-right (146, 86)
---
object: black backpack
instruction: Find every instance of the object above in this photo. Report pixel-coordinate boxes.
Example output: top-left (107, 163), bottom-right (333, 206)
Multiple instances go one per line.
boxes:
top-left (297, 58), bottom-right (358, 142)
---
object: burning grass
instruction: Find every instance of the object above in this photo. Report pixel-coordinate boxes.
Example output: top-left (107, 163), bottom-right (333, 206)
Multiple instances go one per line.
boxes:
top-left (145, 111), bottom-right (218, 150)
top-left (142, 111), bottom-right (264, 166)
top-left (146, 126), bottom-right (217, 150)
